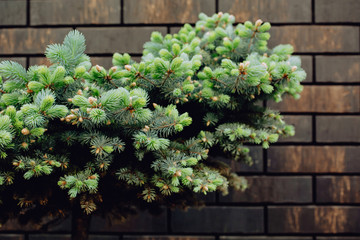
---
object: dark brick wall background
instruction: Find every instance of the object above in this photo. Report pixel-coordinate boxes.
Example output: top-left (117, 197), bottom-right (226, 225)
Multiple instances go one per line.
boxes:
top-left (0, 0), bottom-right (359, 239)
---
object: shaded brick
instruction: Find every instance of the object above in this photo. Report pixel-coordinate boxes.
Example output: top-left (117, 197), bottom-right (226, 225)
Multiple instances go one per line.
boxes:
top-left (268, 86), bottom-right (360, 113)
top-left (268, 206), bottom-right (360, 233)
top-left (317, 237), bottom-right (360, 240)
top-left (0, 216), bottom-right (70, 232)
top-left (300, 55), bottom-right (313, 83)
top-left (220, 237), bottom-right (312, 240)
top-left (0, 28), bottom-right (72, 54)
top-left (269, 26), bottom-right (359, 52)
top-left (90, 209), bottom-right (167, 233)
top-left (315, 0), bottom-right (360, 23)
top-left (170, 27), bottom-right (182, 35)
top-left (171, 207), bottom-right (263, 233)
top-left (77, 27), bottom-right (167, 54)
top-left (0, 219), bottom-right (43, 232)
top-left (29, 57), bottom-right (52, 67)
top-left (89, 235), bottom-right (120, 240)
top-left (316, 116), bottom-right (360, 142)
top-left (220, 176), bottom-right (312, 203)
top-left (0, 1), bottom-right (26, 26)
top-left (124, 0), bottom-right (215, 24)
top-left (0, 234), bottom-right (24, 240)
top-left (90, 57), bottom-right (114, 69)
top-left (30, 0), bottom-right (121, 25)
top-left (316, 56), bottom-right (360, 83)
top-left (210, 146), bottom-right (263, 173)
top-left (278, 115), bottom-right (312, 142)
top-left (29, 234), bottom-right (70, 240)
top-left (0, 57), bottom-right (27, 67)
top-left (268, 146), bottom-right (360, 173)
top-left (317, 176), bottom-right (360, 203)
top-left (219, 0), bottom-right (311, 23)
top-left (124, 236), bottom-right (215, 240)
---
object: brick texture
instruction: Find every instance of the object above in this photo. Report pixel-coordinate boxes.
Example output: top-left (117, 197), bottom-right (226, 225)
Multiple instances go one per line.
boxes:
top-left (219, 0), bottom-right (311, 23)
top-left (268, 146), bottom-right (360, 173)
top-left (211, 146), bottom-right (263, 173)
top-left (269, 26), bottom-right (359, 52)
top-left (278, 115), bottom-right (312, 142)
top-left (0, 0), bottom-right (359, 239)
top-left (316, 176), bottom-right (360, 203)
top-left (0, 1), bottom-right (26, 26)
top-left (29, 57), bottom-right (51, 67)
top-left (124, 0), bottom-right (215, 24)
top-left (316, 116), bottom-right (360, 142)
top-left (0, 57), bottom-right (27, 67)
top-left (0, 28), bottom-right (72, 54)
top-left (28, 235), bottom-right (70, 240)
top-left (316, 56), bottom-right (360, 83)
top-left (315, 0), bottom-right (360, 23)
top-left (30, 0), bottom-right (121, 25)
top-left (220, 237), bottom-right (312, 240)
top-left (268, 206), bottom-right (360, 233)
top-left (300, 56), bottom-right (313, 82)
top-left (77, 27), bottom-right (167, 54)
top-left (317, 238), bottom-right (360, 240)
top-left (0, 235), bottom-right (24, 240)
top-left (171, 207), bottom-right (264, 233)
top-left (90, 209), bottom-right (167, 232)
top-left (123, 237), bottom-right (215, 240)
top-left (220, 176), bottom-right (312, 203)
top-left (268, 86), bottom-right (360, 113)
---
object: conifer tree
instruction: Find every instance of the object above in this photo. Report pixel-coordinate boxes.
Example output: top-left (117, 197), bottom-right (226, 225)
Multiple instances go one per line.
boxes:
top-left (0, 13), bottom-right (305, 240)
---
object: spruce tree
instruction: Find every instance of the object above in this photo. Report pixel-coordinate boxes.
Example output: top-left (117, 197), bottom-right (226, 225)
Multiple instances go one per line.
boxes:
top-left (0, 13), bottom-right (305, 240)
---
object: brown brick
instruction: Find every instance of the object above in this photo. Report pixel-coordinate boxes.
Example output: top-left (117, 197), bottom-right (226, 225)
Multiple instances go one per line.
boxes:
top-left (268, 146), bottom-right (360, 173)
top-left (268, 206), bottom-right (360, 233)
top-left (279, 115), bottom-right (312, 142)
top-left (124, 0), bottom-right (215, 24)
top-left (317, 237), bottom-right (360, 240)
top-left (210, 146), bottom-right (263, 173)
top-left (0, 216), bottom-right (70, 232)
top-left (30, 0), bottom-right (121, 25)
top-left (77, 27), bottom-right (167, 54)
top-left (0, 57), bottom-right (27, 67)
top-left (29, 235), bottom-right (70, 240)
top-left (268, 86), bottom-right (360, 113)
top-left (219, 0), bottom-right (311, 23)
top-left (0, 1), bottom-right (26, 26)
top-left (90, 57), bottom-right (114, 69)
top-left (317, 176), bottom-right (360, 203)
top-left (0, 28), bottom-right (72, 54)
top-left (90, 209), bottom-right (167, 232)
top-left (0, 235), bottom-right (24, 240)
top-left (29, 57), bottom-right (52, 67)
top-left (219, 176), bottom-right (312, 203)
top-left (170, 27), bottom-right (182, 35)
top-left (89, 236), bottom-right (120, 240)
top-left (315, 0), bottom-right (360, 23)
top-left (300, 56), bottom-right (313, 82)
top-left (124, 236), bottom-right (215, 240)
top-left (269, 26), bottom-right (359, 52)
top-left (171, 207), bottom-right (263, 233)
top-left (220, 237), bottom-right (312, 240)
top-left (316, 56), bottom-right (360, 83)
top-left (316, 116), bottom-right (360, 142)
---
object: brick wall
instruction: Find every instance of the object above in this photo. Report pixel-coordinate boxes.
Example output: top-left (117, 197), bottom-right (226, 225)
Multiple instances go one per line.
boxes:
top-left (0, 0), bottom-right (359, 239)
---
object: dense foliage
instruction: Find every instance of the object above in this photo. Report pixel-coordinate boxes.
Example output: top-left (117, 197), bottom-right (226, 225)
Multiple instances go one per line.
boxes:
top-left (0, 12), bottom-right (305, 223)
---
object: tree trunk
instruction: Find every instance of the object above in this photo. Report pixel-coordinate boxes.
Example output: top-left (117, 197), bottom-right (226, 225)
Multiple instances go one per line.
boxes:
top-left (71, 203), bottom-right (91, 240)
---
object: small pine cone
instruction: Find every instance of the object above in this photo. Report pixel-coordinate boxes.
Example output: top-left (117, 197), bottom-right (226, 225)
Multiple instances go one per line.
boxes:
top-left (21, 128), bottom-right (30, 135)
top-left (125, 65), bottom-right (132, 71)
top-left (255, 19), bottom-right (263, 27)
